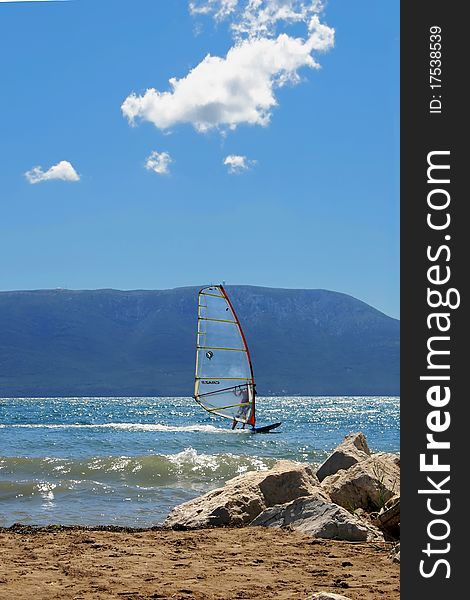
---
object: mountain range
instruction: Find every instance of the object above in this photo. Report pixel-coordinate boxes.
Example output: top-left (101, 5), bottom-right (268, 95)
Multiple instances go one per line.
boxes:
top-left (0, 286), bottom-right (399, 397)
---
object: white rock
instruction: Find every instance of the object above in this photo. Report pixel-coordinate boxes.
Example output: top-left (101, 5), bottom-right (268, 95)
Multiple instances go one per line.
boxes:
top-left (164, 460), bottom-right (321, 529)
top-left (316, 432), bottom-right (370, 482)
top-left (251, 493), bottom-right (383, 542)
top-left (321, 453), bottom-right (400, 512)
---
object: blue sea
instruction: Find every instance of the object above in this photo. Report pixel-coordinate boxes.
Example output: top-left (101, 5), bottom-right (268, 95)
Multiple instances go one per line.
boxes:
top-left (0, 396), bottom-right (399, 528)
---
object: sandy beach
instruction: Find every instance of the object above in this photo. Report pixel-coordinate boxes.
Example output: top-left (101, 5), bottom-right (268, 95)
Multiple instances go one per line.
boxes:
top-left (0, 525), bottom-right (399, 600)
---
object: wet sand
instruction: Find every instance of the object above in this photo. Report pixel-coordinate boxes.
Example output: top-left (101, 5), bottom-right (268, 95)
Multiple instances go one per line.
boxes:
top-left (0, 525), bottom-right (399, 599)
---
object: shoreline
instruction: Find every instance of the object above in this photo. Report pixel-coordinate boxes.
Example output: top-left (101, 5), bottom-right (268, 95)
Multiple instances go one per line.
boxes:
top-left (0, 525), bottom-right (399, 600)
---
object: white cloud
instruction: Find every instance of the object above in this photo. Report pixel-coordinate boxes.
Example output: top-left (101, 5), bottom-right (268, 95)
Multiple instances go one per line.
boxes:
top-left (24, 160), bottom-right (80, 184)
top-left (144, 150), bottom-right (173, 175)
top-left (223, 154), bottom-right (255, 174)
top-left (237, 0), bottom-right (316, 37)
top-left (122, 25), bottom-right (333, 134)
top-left (190, 0), bottom-right (326, 39)
top-left (122, 1), bottom-right (333, 140)
top-left (189, 0), bottom-right (239, 20)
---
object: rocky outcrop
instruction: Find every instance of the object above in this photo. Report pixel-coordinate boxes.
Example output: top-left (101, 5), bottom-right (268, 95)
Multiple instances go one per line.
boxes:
top-left (316, 432), bottom-right (370, 482)
top-left (321, 453), bottom-right (400, 512)
top-left (164, 460), bottom-right (321, 529)
top-left (163, 432), bottom-right (400, 544)
top-left (251, 493), bottom-right (383, 542)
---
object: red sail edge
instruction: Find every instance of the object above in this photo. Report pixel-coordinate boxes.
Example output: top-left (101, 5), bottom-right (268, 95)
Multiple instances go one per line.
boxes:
top-left (219, 285), bottom-right (256, 427)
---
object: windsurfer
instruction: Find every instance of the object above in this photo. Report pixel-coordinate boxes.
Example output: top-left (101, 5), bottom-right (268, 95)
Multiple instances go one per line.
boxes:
top-left (232, 386), bottom-right (250, 429)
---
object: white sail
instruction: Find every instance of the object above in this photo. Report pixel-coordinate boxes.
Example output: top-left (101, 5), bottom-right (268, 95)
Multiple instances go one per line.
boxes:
top-left (194, 285), bottom-right (256, 426)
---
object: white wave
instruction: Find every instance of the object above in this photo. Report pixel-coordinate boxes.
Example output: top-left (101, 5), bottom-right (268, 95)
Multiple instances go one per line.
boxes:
top-left (0, 422), bottom-right (227, 433)
top-left (166, 448), bottom-right (270, 473)
top-left (167, 448), bottom-right (221, 472)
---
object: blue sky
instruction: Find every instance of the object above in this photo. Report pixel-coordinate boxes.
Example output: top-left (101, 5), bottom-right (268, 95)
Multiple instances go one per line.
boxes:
top-left (0, 0), bottom-right (399, 318)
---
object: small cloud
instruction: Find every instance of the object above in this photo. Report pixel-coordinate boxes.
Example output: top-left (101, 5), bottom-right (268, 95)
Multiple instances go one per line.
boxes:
top-left (145, 150), bottom-right (173, 175)
top-left (24, 160), bottom-right (80, 184)
top-left (223, 154), bottom-right (256, 174)
top-left (189, 0), bottom-right (238, 21)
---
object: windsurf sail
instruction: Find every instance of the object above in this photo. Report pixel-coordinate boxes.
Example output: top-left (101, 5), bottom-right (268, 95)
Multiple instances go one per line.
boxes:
top-left (194, 285), bottom-right (256, 427)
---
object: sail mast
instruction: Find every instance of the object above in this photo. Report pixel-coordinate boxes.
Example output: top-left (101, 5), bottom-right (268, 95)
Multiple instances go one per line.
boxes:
top-left (219, 285), bottom-right (256, 426)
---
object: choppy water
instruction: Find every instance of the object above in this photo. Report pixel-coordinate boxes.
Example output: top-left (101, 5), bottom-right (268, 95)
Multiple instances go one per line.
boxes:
top-left (0, 396), bottom-right (399, 527)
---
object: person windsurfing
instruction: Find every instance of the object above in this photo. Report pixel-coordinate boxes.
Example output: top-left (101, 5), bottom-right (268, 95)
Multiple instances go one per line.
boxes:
top-left (231, 385), bottom-right (250, 429)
